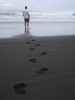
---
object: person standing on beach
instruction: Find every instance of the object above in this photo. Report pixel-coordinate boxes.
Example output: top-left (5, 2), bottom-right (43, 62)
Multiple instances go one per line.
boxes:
top-left (23, 6), bottom-right (30, 33)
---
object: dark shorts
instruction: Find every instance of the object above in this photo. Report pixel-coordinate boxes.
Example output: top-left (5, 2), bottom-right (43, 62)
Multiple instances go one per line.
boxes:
top-left (24, 19), bottom-right (29, 23)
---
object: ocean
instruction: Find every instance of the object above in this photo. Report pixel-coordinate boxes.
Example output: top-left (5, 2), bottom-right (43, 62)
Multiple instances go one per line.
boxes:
top-left (0, 11), bottom-right (75, 38)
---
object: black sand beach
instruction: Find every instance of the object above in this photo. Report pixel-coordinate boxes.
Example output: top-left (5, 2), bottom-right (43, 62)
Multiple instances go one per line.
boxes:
top-left (0, 35), bottom-right (74, 100)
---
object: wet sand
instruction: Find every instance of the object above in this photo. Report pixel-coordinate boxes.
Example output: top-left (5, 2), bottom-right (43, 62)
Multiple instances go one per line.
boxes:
top-left (0, 35), bottom-right (74, 100)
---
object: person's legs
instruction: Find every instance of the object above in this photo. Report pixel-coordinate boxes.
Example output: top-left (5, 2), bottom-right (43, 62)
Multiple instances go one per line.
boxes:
top-left (24, 19), bottom-right (26, 33)
top-left (24, 19), bottom-right (28, 33)
top-left (25, 21), bottom-right (27, 32)
top-left (27, 19), bottom-right (30, 32)
top-left (27, 22), bottom-right (29, 32)
top-left (24, 19), bottom-right (30, 33)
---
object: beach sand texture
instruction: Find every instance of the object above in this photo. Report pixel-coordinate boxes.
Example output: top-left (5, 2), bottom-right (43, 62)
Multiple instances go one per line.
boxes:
top-left (0, 34), bottom-right (74, 100)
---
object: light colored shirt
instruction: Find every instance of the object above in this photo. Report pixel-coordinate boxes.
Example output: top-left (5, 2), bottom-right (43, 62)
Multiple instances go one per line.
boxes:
top-left (23, 10), bottom-right (30, 19)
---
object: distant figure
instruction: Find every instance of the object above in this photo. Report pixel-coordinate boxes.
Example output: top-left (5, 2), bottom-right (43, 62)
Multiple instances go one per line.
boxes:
top-left (23, 6), bottom-right (30, 33)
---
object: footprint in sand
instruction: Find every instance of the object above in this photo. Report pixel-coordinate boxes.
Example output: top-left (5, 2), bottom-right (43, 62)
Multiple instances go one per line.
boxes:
top-left (34, 67), bottom-right (48, 75)
top-left (13, 82), bottom-right (28, 95)
top-left (29, 43), bottom-right (40, 51)
top-left (14, 88), bottom-right (26, 95)
top-left (26, 41), bottom-right (31, 44)
top-left (35, 43), bottom-right (40, 47)
top-left (29, 47), bottom-right (35, 51)
top-left (40, 51), bottom-right (47, 56)
top-left (28, 58), bottom-right (37, 63)
top-left (26, 39), bottom-right (36, 44)
top-left (31, 39), bottom-right (36, 42)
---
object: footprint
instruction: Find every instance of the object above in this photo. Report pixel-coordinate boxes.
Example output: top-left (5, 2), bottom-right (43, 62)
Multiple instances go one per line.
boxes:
top-left (29, 58), bottom-right (37, 63)
top-left (31, 39), bottom-right (36, 41)
top-left (40, 52), bottom-right (47, 56)
top-left (13, 82), bottom-right (28, 89)
top-left (14, 88), bottom-right (26, 95)
top-left (13, 82), bottom-right (28, 95)
top-left (35, 67), bottom-right (48, 75)
top-left (26, 41), bottom-right (31, 44)
top-left (35, 43), bottom-right (40, 47)
top-left (29, 47), bottom-right (35, 51)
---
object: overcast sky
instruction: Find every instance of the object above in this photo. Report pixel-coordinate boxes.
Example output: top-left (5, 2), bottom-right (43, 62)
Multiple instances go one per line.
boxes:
top-left (0, 0), bottom-right (75, 11)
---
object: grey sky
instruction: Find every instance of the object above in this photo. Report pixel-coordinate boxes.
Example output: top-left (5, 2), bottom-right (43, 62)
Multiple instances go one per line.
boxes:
top-left (0, 0), bottom-right (75, 11)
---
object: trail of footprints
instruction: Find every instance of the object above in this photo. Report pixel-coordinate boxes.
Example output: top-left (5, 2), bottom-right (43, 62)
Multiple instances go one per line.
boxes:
top-left (12, 39), bottom-right (48, 95)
